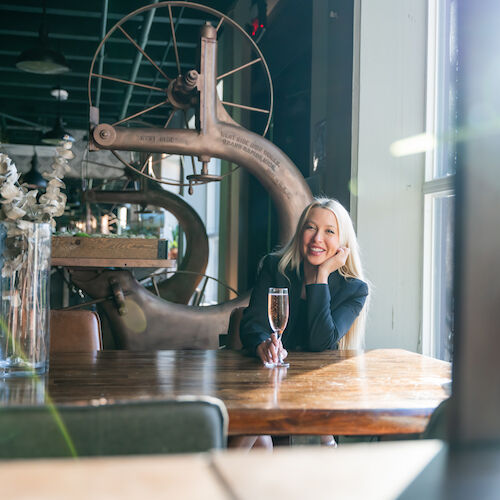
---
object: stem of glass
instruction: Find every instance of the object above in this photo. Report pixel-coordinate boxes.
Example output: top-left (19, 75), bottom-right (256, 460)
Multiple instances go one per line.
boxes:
top-left (277, 330), bottom-right (284, 364)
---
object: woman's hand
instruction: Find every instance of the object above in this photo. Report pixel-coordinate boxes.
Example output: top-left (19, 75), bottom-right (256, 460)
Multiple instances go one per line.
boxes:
top-left (256, 335), bottom-right (288, 365)
top-left (316, 246), bottom-right (350, 283)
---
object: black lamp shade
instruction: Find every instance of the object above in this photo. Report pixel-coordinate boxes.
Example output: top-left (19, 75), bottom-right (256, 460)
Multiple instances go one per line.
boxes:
top-left (16, 46), bottom-right (69, 75)
top-left (23, 153), bottom-right (47, 189)
top-left (41, 117), bottom-right (74, 145)
top-left (16, 19), bottom-right (69, 75)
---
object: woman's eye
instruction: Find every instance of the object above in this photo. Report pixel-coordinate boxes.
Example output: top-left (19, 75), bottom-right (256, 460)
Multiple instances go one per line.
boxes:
top-left (327, 229), bottom-right (335, 235)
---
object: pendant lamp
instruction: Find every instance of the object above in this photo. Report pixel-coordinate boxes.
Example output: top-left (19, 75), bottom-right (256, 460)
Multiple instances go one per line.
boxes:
top-left (16, 4), bottom-right (69, 75)
top-left (23, 151), bottom-right (47, 189)
top-left (41, 116), bottom-right (75, 146)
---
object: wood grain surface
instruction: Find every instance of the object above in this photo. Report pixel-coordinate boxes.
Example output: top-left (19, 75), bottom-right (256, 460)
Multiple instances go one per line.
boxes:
top-left (0, 441), bottom-right (445, 500)
top-left (51, 257), bottom-right (175, 268)
top-left (52, 237), bottom-right (167, 259)
top-left (0, 349), bottom-right (451, 436)
top-left (0, 454), bottom-right (229, 500)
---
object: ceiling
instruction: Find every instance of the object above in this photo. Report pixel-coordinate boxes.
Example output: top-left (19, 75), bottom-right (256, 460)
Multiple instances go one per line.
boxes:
top-left (0, 0), bottom-right (237, 146)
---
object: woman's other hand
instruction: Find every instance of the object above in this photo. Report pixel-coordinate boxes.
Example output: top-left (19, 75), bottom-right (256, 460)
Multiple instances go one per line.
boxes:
top-left (256, 335), bottom-right (288, 365)
top-left (316, 246), bottom-right (350, 283)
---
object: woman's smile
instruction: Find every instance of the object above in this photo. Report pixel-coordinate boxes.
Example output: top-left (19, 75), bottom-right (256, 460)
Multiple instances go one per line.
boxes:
top-left (301, 207), bottom-right (340, 266)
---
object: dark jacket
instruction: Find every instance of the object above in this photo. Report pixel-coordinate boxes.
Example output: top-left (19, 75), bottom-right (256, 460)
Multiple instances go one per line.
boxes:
top-left (240, 254), bottom-right (368, 354)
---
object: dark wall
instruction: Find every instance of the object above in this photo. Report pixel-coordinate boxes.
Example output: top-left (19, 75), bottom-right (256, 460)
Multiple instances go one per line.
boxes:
top-left (318, 0), bottom-right (355, 209)
top-left (245, 0), bottom-right (312, 286)
top-left (242, 0), bottom-right (356, 286)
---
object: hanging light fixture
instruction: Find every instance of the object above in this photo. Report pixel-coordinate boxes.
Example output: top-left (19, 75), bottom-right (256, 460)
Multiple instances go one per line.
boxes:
top-left (16, 3), bottom-right (70, 75)
top-left (23, 151), bottom-right (47, 189)
top-left (41, 116), bottom-right (75, 145)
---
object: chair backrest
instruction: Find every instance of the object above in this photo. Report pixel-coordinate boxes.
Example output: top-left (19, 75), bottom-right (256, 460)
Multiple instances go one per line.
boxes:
top-left (422, 397), bottom-right (450, 440)
top-left (0, 397), bottom-right (228, 459)
top-left (50, 309), bottom-right (103, 352)
top-left (225, 306), bottom-right (245, 350)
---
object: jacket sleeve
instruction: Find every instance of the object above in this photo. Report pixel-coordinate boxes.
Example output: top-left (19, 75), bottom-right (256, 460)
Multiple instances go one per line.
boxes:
top-left (239, 255), bottom-right (275, 354)
top-left (305, 280), bottom-right (368, 351)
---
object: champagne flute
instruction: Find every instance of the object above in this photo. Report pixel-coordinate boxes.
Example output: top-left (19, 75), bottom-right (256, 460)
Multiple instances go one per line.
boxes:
top-left (267, 287), bottom-right (290, 368)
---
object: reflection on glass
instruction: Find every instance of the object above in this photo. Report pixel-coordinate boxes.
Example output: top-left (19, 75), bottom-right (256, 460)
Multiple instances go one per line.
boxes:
top-left (0, 376), bottom-right (47, 405)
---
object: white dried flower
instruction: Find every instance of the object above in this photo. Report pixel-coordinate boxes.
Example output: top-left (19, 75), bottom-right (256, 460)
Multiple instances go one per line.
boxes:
top-left (0, 146), bottom-right (70, 225)
top-left (55, 148), bottom-right (75, 160)
top-left (3, 203), bottom-right (26, 220)
top-left (1, 177), bottom-right (24, 197)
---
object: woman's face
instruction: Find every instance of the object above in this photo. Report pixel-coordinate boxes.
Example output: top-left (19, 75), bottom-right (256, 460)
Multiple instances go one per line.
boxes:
top-left (300, 207), bottom-right (340, 267)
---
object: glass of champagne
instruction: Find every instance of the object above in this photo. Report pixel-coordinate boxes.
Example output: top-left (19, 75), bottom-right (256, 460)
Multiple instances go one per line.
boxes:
top-left (267, 287), bottom-right (290, 367)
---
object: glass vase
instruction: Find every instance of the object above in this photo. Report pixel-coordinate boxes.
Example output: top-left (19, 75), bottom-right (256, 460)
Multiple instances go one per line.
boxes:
top-left (0, 222), bottom-right (51, 377)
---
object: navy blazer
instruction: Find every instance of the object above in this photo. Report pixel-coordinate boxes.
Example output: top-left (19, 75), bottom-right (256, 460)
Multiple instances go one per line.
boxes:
top-left (240, 254), bottom-right (368, 354)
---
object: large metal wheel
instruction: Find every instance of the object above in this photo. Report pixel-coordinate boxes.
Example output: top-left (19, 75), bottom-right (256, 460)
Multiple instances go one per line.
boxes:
top-left (88, 1), bottom-right (273, 189)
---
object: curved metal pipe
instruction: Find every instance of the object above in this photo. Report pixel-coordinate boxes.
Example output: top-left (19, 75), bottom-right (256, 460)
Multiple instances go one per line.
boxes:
top-left (83, 179), bottom-right (208, 304)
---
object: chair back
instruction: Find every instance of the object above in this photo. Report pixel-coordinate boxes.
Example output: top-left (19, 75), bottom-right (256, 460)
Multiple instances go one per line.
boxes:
top-left (422, 397), bottom-right (450, 440)
top-left (225, 306), bottom-right (245, 350)
top-left (0, 397), bottom-right (227, 459)
top-left (50, 309), bottom-right (103, 352)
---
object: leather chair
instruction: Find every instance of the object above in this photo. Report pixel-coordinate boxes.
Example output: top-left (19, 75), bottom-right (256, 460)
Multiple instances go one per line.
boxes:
top-left (224, 306), bottom-right (245, 350)
top-left (0, 397), bottom-right (228, 459)
top-left (50, 309), bottom-right (103, 352)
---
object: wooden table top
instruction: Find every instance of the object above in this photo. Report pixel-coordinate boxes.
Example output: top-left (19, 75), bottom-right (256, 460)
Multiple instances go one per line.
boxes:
top-left (0, 349), bottom-right (451, 436)
top-left (0, 440), bottom-right (446, 500)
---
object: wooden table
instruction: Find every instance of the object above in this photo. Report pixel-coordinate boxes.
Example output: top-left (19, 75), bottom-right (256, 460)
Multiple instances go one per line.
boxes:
top-left (0, 440), bottom-right (446, 500)
top-left (0, 349), bottom-right (451, 436)
top-left (3, 440), bottom-right (498, 500)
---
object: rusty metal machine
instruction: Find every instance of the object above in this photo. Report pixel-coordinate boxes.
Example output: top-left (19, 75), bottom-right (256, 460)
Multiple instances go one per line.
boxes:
top-left (74, 2), bottom-right (312, 349)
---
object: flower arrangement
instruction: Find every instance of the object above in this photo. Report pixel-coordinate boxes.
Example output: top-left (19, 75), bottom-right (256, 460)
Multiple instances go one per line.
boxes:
top-left (0, 143), bottom-right (72, 276)
top-left (0, 142), bottom-right (73, 376)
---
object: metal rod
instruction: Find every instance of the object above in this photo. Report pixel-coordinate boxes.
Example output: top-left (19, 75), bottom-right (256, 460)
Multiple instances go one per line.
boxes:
top-left (183, 109), bottom-right (197, 175)
top-left (0, 112), bottom-right (46, 130)
top-left (118, 0), bottom-right (160, 120)
top-left (145, 6), bottom-right (185, 107)
top-left (112, 98), bottom-right (169, 126)
top-left (195, 276), bottom-right (209, 306)
top-left (221, 101), bottom-right (270, 113)
top-left (148, 269), bottom-right (240, 297)
top-left (111, 150), bottom-right (205, 188)
top-left (216, 17), bottom-right (224, 32)
top-left (152, 277), bottom-right (161, 297)
top-left (168, 4), bottom-right (182, 76)
top-left (163, 109), bottom-right (176, 128)
top-left (140, 155), bottom-right (149, 174)
top-left (217, 58), bottom-right (261, 80)
top-left (95, 0), bottom-right (108, 108)
top-left (0, 5), bottom-right (205, 25)
top-left (117, 24), bottom-right (171, 82)
top-left (91, 72), bottom-right (164, 92)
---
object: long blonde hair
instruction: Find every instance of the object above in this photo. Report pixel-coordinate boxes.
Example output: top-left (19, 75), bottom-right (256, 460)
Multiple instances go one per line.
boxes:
top-left (275, 198), bottom-right (368, 350)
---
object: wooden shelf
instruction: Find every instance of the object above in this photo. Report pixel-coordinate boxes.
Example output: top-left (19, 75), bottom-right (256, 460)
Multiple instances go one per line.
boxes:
top-left (52, 236), bottom-right (168, 260)
top-left (51, 258), bottom-right (176, 268)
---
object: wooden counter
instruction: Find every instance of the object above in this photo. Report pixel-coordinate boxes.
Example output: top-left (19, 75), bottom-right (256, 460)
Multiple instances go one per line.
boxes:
top-left (1, 349), bottom-right (451, 436)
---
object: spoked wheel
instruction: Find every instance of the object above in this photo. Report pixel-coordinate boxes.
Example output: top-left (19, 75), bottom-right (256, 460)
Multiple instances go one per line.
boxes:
top-left (88, 1), bottom-right (273, 190)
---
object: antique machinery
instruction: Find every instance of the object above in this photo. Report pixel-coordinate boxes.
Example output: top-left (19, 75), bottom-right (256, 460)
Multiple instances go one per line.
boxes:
top-left (72, 2), bottom-right (312, 349)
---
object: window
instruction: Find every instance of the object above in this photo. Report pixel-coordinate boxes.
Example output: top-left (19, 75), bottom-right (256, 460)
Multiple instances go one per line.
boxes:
top-left (422, 0), bottom-right (458, 361)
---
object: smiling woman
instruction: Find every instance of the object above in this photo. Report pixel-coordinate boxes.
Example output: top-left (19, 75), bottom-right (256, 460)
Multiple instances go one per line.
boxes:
top-left (236, 197), bottom-right (369, 451)
top-left (240, 197), bottom-right (369, 362)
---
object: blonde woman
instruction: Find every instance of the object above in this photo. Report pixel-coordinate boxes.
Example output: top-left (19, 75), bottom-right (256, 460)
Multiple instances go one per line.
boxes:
top-left (237, 198), bottom-right (369, 449)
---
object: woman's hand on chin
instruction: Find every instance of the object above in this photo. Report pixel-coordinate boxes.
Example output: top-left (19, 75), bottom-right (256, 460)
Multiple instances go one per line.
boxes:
top-left (316, 247), bottom-right (350, 283)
